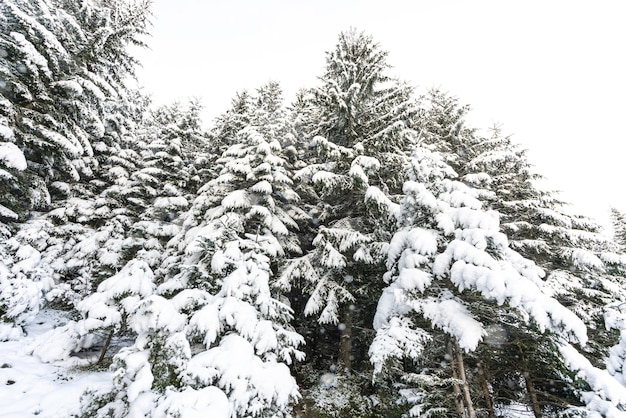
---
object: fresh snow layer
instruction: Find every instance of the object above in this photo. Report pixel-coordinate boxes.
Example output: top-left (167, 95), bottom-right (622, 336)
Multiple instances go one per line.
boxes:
top-left (0, 142), bottom-right (27, 171)
top-left (0, 310), bottom-right (113, 418)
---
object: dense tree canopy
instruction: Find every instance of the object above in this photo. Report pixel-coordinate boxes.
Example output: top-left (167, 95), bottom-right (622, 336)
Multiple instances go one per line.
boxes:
top-left (1, 5), bottom-right (625, 417)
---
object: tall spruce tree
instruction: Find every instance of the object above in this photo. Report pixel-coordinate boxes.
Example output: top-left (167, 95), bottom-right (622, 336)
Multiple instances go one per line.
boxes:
top-left (418, 91), bottom-right (626, 415)
top-left (0, 0), bottom-right (151, 329)
top-left (77, 84), bottom-right (305, 417)
top-left (467, 127), bottom-right (626, 409)
top-left (281, 30), bottom-right (419, 388)
top-left (0, 0), bottom-right (150, 219)
top-left (369, 145), bottom-right (589, 417)
top-left (131, 100), bottom-right (211, 268)
top-left (611, 208), bottom-right (626, 249)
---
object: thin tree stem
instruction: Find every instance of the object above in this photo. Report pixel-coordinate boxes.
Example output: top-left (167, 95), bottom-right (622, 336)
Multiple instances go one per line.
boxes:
top-left (97, 330), bottom-right (114, 365)
top-left (448, 339), bottom-right (467, 418)
top-left (454, 339), bottom-right (476, 418)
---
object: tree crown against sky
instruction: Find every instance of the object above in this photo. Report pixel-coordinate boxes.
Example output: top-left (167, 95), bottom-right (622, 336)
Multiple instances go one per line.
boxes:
top-left (135, 0), bottom-right (626, 231)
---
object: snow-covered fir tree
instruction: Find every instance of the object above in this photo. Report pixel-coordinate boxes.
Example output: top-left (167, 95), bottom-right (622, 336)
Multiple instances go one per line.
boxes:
top-left (1, 12), bottom-right (626, 417)
top-left (465, 127), bottom-right (626, 410)
top-left (418, 93), bottom-right (626, 415)
top-left (368, 145), bottom-right (594, 417)
top-left (131, 100), bottom-right (211, 269)
top-left (0, 0), bottom-right (151, 330)
top-left (611, 208), bottom-right (626, 249)
top-left (77, 84), bottom-right (305, 417)
top-left (211, 89), bottom-right (254, 152)
top-left (281, 32), bottom-right (420, 395)
top-left (0, 0), bottom-right (150, 220)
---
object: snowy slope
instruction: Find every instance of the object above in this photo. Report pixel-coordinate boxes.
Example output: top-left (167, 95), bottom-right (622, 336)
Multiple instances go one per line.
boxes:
top-left (0, 310), bottom-right (113, 418)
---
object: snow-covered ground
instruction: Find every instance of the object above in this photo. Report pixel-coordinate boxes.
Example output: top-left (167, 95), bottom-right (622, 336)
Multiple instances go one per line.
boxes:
top-left (0, 310), bottom-right (112, 418)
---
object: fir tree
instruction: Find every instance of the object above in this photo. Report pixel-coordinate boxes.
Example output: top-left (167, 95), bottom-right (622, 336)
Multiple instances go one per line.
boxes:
top-left (0, 0), bottom-right (151, 328)
top-left (83, 84), bottom-right (305, 417)
top-left (282, 30), bottom-right (419, 388)
top-left (369, 145), bottom-right (589, 417)
top-left (611, 207), bottom-right (626, 249)
top-left (131, 99), bottom-right (211, 268)
top-left (0, 0), bottom-right (150, 219)
top-left (421, 93), bottom-right (626, 415)
top-left (211, 89), bottom-right (254, 152)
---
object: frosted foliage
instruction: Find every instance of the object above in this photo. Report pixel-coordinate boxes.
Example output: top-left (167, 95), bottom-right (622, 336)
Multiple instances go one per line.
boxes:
top-left (140, 111), bottom-right (303, 416)
top-left (352, 155), bottom-right (381, 172)
top-left (93, 329), bottom-right (194, 417)
top-left (153, 387), bottom-right (230, 418)
top-left (318, 241), bottom-right (347, 269)
top-left (439, 187), bottom-right (483, 211)
top-left (386, 228), bottom-right (439, 269)
top-left (130, 296), bottom-right (187, 334)
top-left (408, 147), bottom-right (456, 184)
top-left (348, 163), bottom-right (368, 184)
top-left (349, 155), bottom-right (380, 185)
top-left (397, 268), bottom-right (432, 293)
top-left (188, 302), bottom-right (221, 348)
top-left (372, 284), bottom-right (412, 331)
top-left (0, 142), bottom-right (27, 171)
top-left (0, 239), bottom-right (53, 326)
top-left (0, 125), bottom-right (15, 141)
top-left (302, 273), bottom-right (354, 324)
top-left (276, 255), bottom-right (317, 292)
top-left (568, 248), bottom-right (604, 271)
top-left (369, 316), bottom-right (431, 375)
top-left (76, 260), bottom-right (156, 332)
top-left (210, 250), bottom-right (302, 361)
top-left (28, 321), bottom-right (83, 362)
top-left (316, 288), bottom-right (340, 324)
top-left (422, 296), bottom-right (485, 351)
top-left (282, 219), bottom-right (372, 325)
top-left (250, 180), bottom-right (272, 194)
top-left (320, 227), bottom-right (370, 257)
top-left (10, 32), bottom-right (51, 78)
top-left (402, 181), bottom-right (440, 213)
top-left (25, 261), bottom-right (159, 362)
top-left (372, 145), bottom-right (588, 374)
top-left (0, 204), bottom-right (18, 220)
top-left (221, 190), bottom-right (250, 210)
top-left (94, 260), bottom-right (155, 300)
top-left (439, 242), bottom-right (585, 343)
top-left (52, 79), bottom-right (84, 96)
top-left (605, 307), bottom-right (626, 387)
top-left (311, 135), bottom-right (354, 162)
top-left (116, 349), bottom-right (154, 404)
top-left (312, 170), bottom-right (352, 195)
top-left (608, 334), bottom-right (626, 388)
top-left (185, 335), bottom-right (298, 417)
top-left (0, 273), bottom-right (46, 325)
top-left (164, 122), bottom-right (299, 283)
top-left (601, 252), bottom-right (626, 268)
top-left (365, 185), bottom-right (400, 219)
top-left (561, 344), bottom-right (626, 416)
top-left (188, 290), bottom-right (296, 361)
top-left (153, 196), bottom-right (188, 210)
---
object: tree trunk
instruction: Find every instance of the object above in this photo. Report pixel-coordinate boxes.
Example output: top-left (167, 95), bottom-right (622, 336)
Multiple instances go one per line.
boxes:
top-left (518, 346), bottom-right (543, 418)
top-left (478, 361), bottom-right (496, 418)
top-left (97, 330), bottom-right (114, 365)
top-left (453, 339), bottom-right (476, 418)
top-left (524, 371), bottom-right (543, 418)
top-left (338, 307), bottom-right (352, 373)
top-left (448, 340), bottom-right (467, 418)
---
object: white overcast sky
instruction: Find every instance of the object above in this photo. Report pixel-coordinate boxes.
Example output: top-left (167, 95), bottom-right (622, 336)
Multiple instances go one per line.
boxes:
top-left (134, 0), bottom-right (626, 232)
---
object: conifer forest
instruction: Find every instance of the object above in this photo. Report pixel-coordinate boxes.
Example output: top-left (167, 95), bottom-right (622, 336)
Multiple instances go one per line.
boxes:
top-left (3, 1), bottom-right (626, 417)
